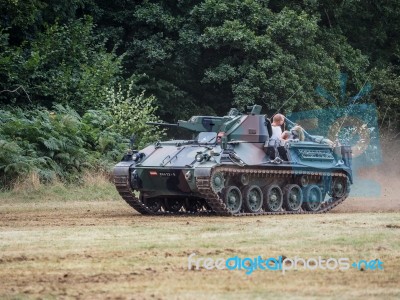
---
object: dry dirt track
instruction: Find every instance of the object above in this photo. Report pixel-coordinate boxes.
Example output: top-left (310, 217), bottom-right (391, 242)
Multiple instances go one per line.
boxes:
top-left (0, 198), bottom-right (400, 299)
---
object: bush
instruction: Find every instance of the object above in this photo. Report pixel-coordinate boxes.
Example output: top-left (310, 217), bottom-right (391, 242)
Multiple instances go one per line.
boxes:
top-left (0, 86), bottom-right (167, 189)
top-left (104, 80), bottom-right (166, 149)
top-left (0, 105), bottom-right (124, 188)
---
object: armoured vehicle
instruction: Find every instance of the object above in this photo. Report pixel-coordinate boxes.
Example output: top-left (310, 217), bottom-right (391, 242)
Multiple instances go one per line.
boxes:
top-left (114, 105), bottom-right (352, 216)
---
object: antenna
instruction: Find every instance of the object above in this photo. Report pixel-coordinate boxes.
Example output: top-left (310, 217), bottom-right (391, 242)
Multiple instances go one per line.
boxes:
top-left (269, 86), bottom-right (303, 120)
top-left (334, 73), bottom-right (372, 140)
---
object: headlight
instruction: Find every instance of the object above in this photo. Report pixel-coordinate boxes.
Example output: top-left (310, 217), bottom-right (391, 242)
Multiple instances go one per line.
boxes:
top-left (195, 153), bottom-right (211, 162)
top-left (132, 152), bottom-right (145, 162)
top-left (195, 153), bottom-right (204, 162)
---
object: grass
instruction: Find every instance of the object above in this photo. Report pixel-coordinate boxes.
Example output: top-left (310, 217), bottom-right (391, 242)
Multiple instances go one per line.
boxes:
top-left (0, 174), bottom-right (399, 299)
top-left (0, 171), bottom-right (121, 203)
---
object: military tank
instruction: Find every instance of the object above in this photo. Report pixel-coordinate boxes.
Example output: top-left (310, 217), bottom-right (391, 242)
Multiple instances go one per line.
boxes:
top-left (113, 105), bottom-right (352, 216)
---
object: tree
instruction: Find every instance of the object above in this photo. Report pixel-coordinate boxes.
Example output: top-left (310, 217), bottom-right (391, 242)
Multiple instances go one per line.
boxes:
top-left (0, 17), bottom-right (122, 112)
top-left (191, 1), bottom-right (368, 114)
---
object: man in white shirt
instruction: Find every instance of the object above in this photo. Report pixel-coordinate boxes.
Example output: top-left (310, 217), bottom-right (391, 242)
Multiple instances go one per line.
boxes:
top-left (270, 113), bottom-right (285, 140)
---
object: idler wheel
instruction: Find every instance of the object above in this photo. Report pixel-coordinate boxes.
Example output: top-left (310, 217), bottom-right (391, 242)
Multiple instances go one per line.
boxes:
top-left (263, 185), bottom-right (283, 212)
top-left (332, 177), bottom-right (350, 198)
top-left (164, 198), bottom-right (184, 212)
top-left (242, 185), bottom-right (263, 213)
top-left (302, 184), bottom-right (323, 212)
top-left (223, 186), bottom-right (243, 214)
top-left (283, 184), bottom-right (303, 211)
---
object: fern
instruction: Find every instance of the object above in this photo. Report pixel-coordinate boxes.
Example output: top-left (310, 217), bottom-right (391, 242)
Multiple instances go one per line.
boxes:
top-left (0, 102), bottom-right (142, 188)
top-left (40, 137), bottom-right (60, 151)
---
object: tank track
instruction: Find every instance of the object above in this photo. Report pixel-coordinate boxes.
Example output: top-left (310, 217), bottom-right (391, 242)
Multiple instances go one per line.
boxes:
top-left (114, 175), bottom-right (154, 215)
top-left (196, 166), bottom-right (348, 216)
top-left (114, 175), bottom-right (214, 216)
top-left (114, 166), bottom-right (349, 216)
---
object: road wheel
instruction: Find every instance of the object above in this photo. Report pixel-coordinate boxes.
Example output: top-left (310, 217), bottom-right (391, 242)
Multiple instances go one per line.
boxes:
top-left (283, 184), bottom-right (303, 211)
top-left (145, 198), bottom-right (162, 212)
top-left (164, 198), bottom-right (184, 212)
top-left (211, 172), bottom-right (225, 193)
top-left (184, 198), bottom-right (203, 212)
top-left (302, 185), bottom-right (323, 212)
top-left (224, 186), bottom-right (242, 214)
top-left (263, 185), bottom-right (283, 212)
top-left (242, 185), bottom-right (263, 213)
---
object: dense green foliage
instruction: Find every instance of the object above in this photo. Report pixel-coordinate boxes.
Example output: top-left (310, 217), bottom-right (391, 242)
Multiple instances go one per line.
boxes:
top-left (0, 105), bottom-right (121, 186)
top-left (0, 16), bottom-right (121, 112)
top-left (1, 0), bottom-right (398, 120)
top-left (0, 95), bottom-right (163, 187)
top-left (0, 0), bottom-right (399, 186)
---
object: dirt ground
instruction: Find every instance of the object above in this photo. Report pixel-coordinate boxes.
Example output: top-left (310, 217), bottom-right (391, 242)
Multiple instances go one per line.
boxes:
top-left (0, 140), bottom-right (399, 299)
top-left (333, 168), bottom-right (400, 213)
top-left (1, 198), bottom-right (399, 300)
top-left (334, 142), bottom-right (400, 213)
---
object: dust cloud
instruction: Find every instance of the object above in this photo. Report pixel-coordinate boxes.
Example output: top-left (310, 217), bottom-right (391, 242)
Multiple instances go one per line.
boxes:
top-left (334, 135), bottom-right (400, 212)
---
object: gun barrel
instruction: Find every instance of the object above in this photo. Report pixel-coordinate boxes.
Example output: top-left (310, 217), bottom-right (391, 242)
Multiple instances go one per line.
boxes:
top-left (146, 122), bottom-right (178, 127)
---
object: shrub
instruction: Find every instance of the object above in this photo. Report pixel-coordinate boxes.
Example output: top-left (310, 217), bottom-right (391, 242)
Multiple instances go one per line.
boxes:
top-left (0, 87), bottom-right (166, 189)
top-left (105, 80), bottom-right (166, 149)
top-left (0, 105), bottom-right (125, 188)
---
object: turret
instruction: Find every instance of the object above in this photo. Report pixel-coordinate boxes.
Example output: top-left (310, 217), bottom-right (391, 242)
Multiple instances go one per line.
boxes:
top-left (146, 105), bottom-right (265, 136)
